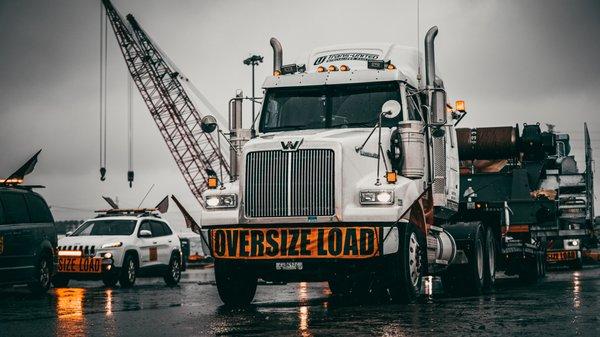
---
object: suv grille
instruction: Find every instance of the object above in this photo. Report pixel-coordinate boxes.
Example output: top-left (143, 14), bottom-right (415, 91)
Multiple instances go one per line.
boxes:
top-left (244, 149), bottom-right (335, 217)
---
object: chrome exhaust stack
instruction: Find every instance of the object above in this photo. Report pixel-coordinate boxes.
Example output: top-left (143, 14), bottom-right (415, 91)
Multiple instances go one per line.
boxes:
top-left (270, 37), bottom-right (283, 72)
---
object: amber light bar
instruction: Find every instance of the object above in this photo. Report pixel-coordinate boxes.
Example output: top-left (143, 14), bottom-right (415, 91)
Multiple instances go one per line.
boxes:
top-left (58, 250), bottom-right (82, 257)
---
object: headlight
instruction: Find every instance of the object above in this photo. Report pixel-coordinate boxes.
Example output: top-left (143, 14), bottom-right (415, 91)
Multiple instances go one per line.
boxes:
top-left (204, 194), bottom-right (238, 209)
top-left (360, 190), bottom-right (394, 205)
top-left (101, 241), bottom-right (123, 249)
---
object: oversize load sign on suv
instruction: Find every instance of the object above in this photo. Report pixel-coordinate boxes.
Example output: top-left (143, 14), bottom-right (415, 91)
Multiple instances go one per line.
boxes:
top-left (211, 227), bottom-right (380, 259)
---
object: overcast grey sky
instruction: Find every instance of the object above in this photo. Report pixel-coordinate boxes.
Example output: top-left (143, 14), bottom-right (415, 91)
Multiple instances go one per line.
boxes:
top-left (1, 0), bottom-right (599, 230)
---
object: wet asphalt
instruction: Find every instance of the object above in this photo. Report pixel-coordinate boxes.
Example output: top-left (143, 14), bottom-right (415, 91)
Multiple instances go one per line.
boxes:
top-left (1, 266), bottom-right (599, 337)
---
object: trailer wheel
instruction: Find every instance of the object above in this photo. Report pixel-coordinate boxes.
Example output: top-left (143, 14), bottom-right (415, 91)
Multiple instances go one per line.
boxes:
top-left (388, 223), bottom-right (425, 303)
top-left (483, 226), bottom-right (496, 290)
top-left (442, 223), bottom-right (485, 295)
top-left (519, 255), bottom-right (541, 283)
top-left (215, 260), bottom-right (257, 307)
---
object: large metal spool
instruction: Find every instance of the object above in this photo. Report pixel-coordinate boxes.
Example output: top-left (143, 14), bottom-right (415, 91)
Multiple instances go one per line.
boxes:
top-left (457, 126), bottom-right (519, 160)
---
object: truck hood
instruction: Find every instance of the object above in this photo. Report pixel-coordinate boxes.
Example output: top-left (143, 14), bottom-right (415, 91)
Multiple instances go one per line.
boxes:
top-left (58, 235), bottom-right (130, 248)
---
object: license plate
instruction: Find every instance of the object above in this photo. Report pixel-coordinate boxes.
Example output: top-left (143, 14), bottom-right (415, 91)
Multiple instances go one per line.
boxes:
top-left (547, 251), bottom-right (576, 262)
top-left (211, 227), bottom-right (380, 259)
top-left (58, 257), bottom-right (102, 273)
top-left (276, 262), bottom-right (303, 270)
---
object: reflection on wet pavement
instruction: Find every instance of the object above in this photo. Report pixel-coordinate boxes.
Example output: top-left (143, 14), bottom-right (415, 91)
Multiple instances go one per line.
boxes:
top-left (1, 267), bottom-right (599, 336)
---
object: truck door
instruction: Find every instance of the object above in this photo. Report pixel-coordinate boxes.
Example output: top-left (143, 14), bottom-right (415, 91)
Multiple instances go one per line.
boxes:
top-left (0, 191), bottom-right (35, 282)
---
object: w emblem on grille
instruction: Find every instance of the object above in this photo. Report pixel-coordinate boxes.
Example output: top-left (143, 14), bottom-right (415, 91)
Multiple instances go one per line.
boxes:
top-left (281, 139), bottom-right (303, 151)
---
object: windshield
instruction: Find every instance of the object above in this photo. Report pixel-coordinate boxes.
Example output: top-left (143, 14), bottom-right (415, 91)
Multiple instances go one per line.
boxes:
top-left (72, 219), bottom-right (137, 236)
top-left (259, 81), bottom-right (419, 133)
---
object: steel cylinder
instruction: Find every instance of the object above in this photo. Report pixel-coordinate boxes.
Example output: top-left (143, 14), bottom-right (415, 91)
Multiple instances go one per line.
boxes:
top-left (457, 126), bottom-right (518, 160)
top-left (399, 122), bottom-right (425, 178)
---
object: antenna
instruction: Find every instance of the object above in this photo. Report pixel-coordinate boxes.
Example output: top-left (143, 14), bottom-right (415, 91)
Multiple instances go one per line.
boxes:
top-left (416, 0), bottom-right (422, 87)
top-left (137, 184), bottom-right (155, 208)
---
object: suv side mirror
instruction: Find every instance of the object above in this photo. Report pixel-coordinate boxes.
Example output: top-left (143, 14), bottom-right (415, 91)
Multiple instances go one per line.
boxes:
top-left (65, 231), bottom-right (73, 237)
top-left (139, 229), bottom-right (152, 238)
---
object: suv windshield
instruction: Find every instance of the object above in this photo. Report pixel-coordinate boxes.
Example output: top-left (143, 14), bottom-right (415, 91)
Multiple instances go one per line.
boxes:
top-left (72, 219), bottom-right (137, 236)
top-left (260, 81), bottom-right (418, 133)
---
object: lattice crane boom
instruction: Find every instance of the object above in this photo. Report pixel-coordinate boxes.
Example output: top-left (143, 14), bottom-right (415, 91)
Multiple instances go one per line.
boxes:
top-left (101, 0), bottom-right (230, 205)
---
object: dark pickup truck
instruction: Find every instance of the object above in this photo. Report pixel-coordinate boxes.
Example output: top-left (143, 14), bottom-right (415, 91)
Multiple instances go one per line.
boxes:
top-left (0, 186), bottom-right (57, 294)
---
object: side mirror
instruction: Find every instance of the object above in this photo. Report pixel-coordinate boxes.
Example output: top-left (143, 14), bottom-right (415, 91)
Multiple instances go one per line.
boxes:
top-left (381, 100), bottom-right (401, 119)
top-left (139, 229), bottom-right (152, 238)
top-left (201, 115), bottom-right (218, 133)
top-left (66, 231), bottom-right (73, 237)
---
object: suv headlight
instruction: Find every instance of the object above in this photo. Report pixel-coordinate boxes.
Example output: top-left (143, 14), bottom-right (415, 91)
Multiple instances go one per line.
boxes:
top-left (360, 190), bottom-right (394, 205)
top-left (205, 194), bottom-right (238, 209)
top-left (101, 241), bottom-right (123, 249)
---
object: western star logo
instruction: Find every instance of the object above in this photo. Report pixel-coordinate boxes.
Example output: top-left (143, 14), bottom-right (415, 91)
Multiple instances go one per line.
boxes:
top-left (281, 139), bottom-right (303, 151)
top-left (211, 227), bottom-right (380, 259)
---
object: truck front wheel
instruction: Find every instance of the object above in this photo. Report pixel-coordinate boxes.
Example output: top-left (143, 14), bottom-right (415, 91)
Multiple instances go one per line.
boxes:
top-left (388, 223), bottom-right (425, 303)
top-left (215, 260), bottom-right (257, 306)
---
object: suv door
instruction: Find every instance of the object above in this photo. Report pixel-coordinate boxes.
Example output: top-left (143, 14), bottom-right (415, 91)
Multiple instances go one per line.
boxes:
top-left (0, 191), bottom-right (34, 283)
top-left (137, 220), bottom-right (159, 268)
top-left (150, 221), bottom-right (172, 265)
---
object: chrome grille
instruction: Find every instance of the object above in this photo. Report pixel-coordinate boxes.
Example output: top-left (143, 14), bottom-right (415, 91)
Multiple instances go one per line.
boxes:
top-left (245, 149), bottom-right (335, 217)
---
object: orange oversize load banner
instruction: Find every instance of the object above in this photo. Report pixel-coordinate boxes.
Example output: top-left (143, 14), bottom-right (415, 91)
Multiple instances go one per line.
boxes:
top-left (211, 227), bottom-right (381, 259)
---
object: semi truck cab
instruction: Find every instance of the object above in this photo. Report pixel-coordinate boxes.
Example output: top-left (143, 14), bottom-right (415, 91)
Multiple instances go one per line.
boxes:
top-left (200, 27), bottom-right (464, 305)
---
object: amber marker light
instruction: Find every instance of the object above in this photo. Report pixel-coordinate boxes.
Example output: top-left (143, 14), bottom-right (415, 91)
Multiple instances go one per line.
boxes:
top-left (455, 100), bottom-right (466, 112)
top-left (273, 70), bottom-right (281, 76)
top-left (207, 177), bottom-right (218, 189)
top-left (339, 64), bottom-right (350, 71)
top-left (386, 171), bottom-right (397, 184)
top-left (316, 65), bottom-right (326, 73)
top-left (327, 65), bottom-right (338, 72)
top-left (58, 250), bottom-right (83, 257)
top-left (386, 63), bottom-right (396, 70)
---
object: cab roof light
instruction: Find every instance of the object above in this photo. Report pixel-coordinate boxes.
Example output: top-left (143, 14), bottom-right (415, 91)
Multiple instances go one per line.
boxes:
top-left (273, 69), bottom-right (281, 76)
top-left (386, 63), bottom-right (396, 70)
top-left (327, 65), bottom-right (338, 72)
top-left (207, 176), bottom-right (218, 189)
top-left (0, 178), bottom-right (24, 185)
top-left (316, 65), bottom-right (326, 73)
top-left (339, 64), bottom-right (350, 72)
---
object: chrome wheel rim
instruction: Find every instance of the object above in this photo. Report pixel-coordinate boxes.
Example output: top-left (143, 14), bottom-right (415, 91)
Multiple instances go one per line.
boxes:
top-left (408, 232), bottom-right (421, 288)
top-left (127, 260), bottom-right (136, 282)
top-left (476, 236), bottom-right (484, 280)
top-left (172, 259), bottom-right (181, 280)
top-left (487, 234), bottom-right (495, 280)
top-left (39, 259), bottom-right (50, 287)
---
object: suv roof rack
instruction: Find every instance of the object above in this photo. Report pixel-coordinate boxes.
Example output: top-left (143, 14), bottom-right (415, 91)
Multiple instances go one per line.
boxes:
top-left (94, 208), bottom-right (162, 219)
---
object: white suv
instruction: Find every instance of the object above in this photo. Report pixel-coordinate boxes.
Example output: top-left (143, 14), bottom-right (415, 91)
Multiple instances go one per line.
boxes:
top-left (53, 212), bottom-right (182, 288)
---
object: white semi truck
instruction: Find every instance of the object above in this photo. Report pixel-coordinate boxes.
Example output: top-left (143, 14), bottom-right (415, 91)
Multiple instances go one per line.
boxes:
top-left (199, 27), bottom-right (543, 305)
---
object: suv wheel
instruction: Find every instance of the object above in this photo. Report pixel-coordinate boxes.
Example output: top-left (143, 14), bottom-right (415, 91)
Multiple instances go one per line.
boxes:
top-left (28, 253), bottom-right (52, 294)
top-left (102, 273), bottom-right (119, 287)
top-left (119, 254), bottom-right (138, 288)
top-left (164, 253), bottom-right (182, 287)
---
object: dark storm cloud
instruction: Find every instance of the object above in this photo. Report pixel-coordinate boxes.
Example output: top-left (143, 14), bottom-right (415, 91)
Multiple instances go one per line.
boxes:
top-left (1, 0), bottom-right (599, 223)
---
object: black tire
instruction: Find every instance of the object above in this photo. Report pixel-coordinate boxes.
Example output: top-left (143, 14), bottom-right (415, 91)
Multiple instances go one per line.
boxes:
top-left (388, 223), bottom-right (426, 303)
top-left (119, 253), bottom-right (138, 288)
top-left (214, 260), bottom-right (257, 306)
top-left (28, 252), bottom-right (52, 294)
top-left (52, 274), bottom-right (70, 288)
top-left (102, 273), bottom-right (119, 287)
top-left (443, 224), bottom-right (485, 295)
top-left (519, 255), bottom-right (540, 283)
top-left (164, 252), bottom-right (182, 287)
top-left (483, 226), bottom-right (496, 291)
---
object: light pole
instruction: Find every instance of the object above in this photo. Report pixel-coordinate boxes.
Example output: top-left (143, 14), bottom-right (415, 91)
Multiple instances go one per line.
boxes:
top-left (243, 54), bottom-right (263, 136)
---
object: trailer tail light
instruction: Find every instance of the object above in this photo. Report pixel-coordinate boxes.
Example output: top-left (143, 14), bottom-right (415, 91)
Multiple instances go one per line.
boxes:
top-left (317, 66), bottom-right (326, 73)
top-left (327, 65), bottom-right (338, 72)
top-left (339, 64), bottom-right (350, 72)
top-left (207, 177), bottom-right (218, 189)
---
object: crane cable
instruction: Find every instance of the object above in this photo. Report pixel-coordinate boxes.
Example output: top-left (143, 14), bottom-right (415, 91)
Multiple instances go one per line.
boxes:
top-left (127, 73), bottom-right (134, 187)
top-left (99, 4), bottom-right (108, 181)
